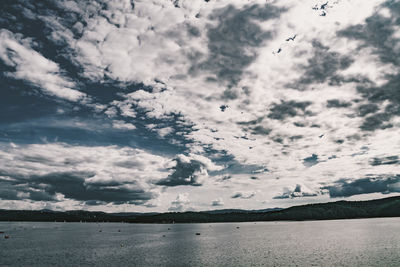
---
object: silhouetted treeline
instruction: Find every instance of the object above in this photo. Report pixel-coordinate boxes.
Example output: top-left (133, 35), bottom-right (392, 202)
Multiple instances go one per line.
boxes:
top-left (0, 196), bottom-right (399, 223)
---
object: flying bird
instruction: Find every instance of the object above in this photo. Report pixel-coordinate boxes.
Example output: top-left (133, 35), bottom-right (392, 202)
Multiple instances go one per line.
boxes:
top-left (286, 35), bottom-right (297, 41)
top-left (272, 48), bottom-right (282, 54)
top-left (319, 134), bottom-right (324, 138)
top-left (220, 105), bottom-right (228, 112)
top-left (321, 2), bottom-right (328, 10)
top-left (320, 11), bottom-right (327, 16)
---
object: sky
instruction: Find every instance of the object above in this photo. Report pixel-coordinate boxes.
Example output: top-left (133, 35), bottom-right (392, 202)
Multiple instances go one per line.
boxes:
top-left (0, 0), bottom-right (399, 212)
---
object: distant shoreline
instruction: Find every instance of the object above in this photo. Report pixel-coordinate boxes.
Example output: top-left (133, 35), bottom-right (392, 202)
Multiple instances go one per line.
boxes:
top-left (1, 216), bottom-right (399, 225)
top-left (1, 196), bottom-right (399, 224)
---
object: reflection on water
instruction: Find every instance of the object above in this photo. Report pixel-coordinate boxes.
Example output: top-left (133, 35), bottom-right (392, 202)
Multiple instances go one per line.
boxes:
top-left (0, 218), bottom-right (399, 266)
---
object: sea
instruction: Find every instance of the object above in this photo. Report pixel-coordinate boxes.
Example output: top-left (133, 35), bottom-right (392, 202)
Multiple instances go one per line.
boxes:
top-left (1, 217), bottom-right (399, 266)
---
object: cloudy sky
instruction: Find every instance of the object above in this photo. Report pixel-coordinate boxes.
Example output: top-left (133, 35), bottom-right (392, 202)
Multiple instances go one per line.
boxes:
top-left (1, 0), bottom-right (399, 212)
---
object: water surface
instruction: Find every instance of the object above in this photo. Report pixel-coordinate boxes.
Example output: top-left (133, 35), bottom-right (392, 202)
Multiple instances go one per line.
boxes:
top-left (1, 218), bottom-right (399, 266)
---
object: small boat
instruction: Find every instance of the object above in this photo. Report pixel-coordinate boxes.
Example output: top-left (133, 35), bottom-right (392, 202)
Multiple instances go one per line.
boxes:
top-left (0, 231), bottom-right (4, 234)
top-left (4, 235), bottom-right (10, 239)
top-left (195, 233), bottom-right (201, 235)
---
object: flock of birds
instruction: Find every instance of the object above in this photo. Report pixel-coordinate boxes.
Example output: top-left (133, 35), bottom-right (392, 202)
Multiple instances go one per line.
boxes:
top-left (273, 1), bottom-right (334, 54)
top-left (218, 1), bottom-right (333, 142)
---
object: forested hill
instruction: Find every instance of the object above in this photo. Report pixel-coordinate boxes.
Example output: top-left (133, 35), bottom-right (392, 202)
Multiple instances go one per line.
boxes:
top-left (0, 196), bottom-right (399, 223)
top-left (129, 196), bottom-right (400, 223)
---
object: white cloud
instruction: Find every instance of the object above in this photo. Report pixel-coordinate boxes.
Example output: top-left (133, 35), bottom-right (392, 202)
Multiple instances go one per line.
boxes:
top-left (0, 142), bottom-right (172, 210)
top-left (168, 193), bottom-right (191, 212)
top-left (156, 126), bottom-right (174, 138)
top-left (0, 29), bottom-right (86, 102)
top-left (112, 120), bottom-right (136, 130)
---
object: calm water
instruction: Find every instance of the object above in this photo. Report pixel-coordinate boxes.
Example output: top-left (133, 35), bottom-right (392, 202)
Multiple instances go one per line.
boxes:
top-left (0, 218), bottom-right (399, 266)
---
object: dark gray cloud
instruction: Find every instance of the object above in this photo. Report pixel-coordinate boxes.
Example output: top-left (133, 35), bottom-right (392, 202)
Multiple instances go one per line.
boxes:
top-left (0, 171), bottom-right (154, 205)
top-left (156, 158), bottom-right (204, 186)
top-left (273, 184), bottom-right (317, 199)
top-left (190, 4), bottom-right (285, 86)
top-left (211, 199), bottom-right (223, 206)
top-left (231, 192), bottom-right (255, 199)
top-left (294, 40), bottom-right (353, 87)
top-left (326, 99), bottom-right (352, 108)
top-left (370, 156), bottom-right (399, 166)
top-left (338, 1), bottom-right (400, 66)
top-left (0, 183), bottom-right (24, 201)
top-left (268, 100), bottom-right (312, 120)
top-left (237, 117), bottom-right (271, 136)
top-left (289, 135), bottom-right (303, 142)
top-left (338, 2), bottom-right (400, 131)
top-left (303, 154), bottom-right (319, 167)
top-left (322, 175), bottom-right (400, 197)
top-left (360, 112), bottom-right (393, 131)
top-left (250, 125), bottom-right (271, 135)
top-left (357, 103), bottom-right (379, 116)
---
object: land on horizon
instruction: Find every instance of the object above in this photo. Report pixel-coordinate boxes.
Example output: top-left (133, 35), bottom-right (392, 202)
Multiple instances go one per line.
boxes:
top-left (1, 196), bottom-right (399, 224)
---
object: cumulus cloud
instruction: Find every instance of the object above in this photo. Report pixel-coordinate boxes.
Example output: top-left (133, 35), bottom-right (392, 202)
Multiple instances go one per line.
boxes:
top-left (112, 120), bottom-right (136, 130)
top-left (168, 193), bottom-right (190, 212)
top-left (156, 154), bottom-right (222, 187)
top-left (273, 184), bottom-right (318, 199)
top-left (0, 142), bottom-right (171, 206)
top-left (0, 171), bottom-right (154, 205)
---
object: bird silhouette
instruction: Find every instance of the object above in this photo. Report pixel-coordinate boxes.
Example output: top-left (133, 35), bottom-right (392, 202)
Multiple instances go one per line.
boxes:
top-left (286, 35), bottom-right (297, 41)
top-left (319, 134), bottom-right (324, 138)
top-left (321, 2), bottom-right (328, 10)
top-left (220, 105), bottom-right (228, 112)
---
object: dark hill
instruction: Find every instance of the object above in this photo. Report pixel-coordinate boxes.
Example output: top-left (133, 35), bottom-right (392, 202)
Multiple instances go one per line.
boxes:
top-left (0, 196), bottom-right (399, 223)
